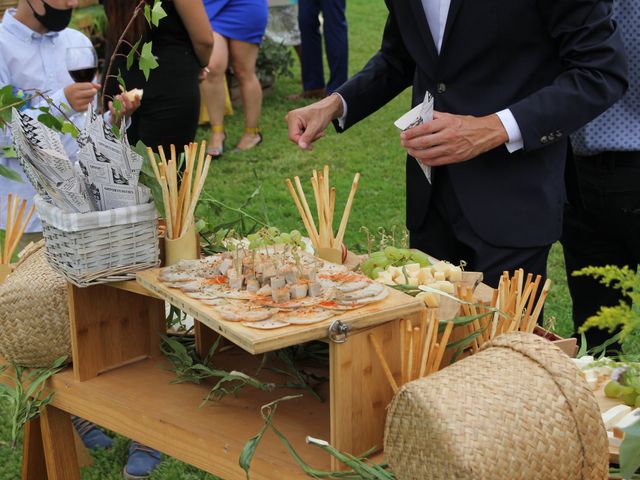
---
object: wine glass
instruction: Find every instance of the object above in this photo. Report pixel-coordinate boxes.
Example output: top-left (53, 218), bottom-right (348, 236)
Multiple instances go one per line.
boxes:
top-left (65, 46), bottom-right (99, 120)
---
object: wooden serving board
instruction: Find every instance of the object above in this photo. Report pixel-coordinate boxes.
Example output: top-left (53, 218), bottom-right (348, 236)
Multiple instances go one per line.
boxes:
top-left (137, 268), bottom-right (425, 355)
top-left (594, 386), bottom-right (623, 464)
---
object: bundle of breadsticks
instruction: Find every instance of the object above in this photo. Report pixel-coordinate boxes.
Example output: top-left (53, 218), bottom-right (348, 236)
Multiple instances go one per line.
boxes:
top-left (1, 194), bottom-right (35, 265)
top-left (285, 165), bottom-right (360, 251)
top-left (369, 310), bottom-right (453, 393)
top-left (456, 269), bottom-right (552, 353)
top-left (146, 142), bottom-right (211, 240)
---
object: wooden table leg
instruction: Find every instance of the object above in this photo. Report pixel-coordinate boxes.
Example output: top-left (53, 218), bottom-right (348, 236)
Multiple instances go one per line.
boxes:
top-left (39, 406), bottom-right (80, 480)
top-left (329, 317), bottom-right (406, 470)
top-left (22, 418), bottom-right (47, 480)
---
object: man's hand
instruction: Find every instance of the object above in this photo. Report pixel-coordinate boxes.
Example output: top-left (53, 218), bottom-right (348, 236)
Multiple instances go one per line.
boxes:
top-left (285, 94), bottom-right (344, 150)
top-left (108, 92), bottom-right (141, 125)
top-left (64, 82), bottom-right (100, 112)
top-left (400, 111), bottom-right (509, 166)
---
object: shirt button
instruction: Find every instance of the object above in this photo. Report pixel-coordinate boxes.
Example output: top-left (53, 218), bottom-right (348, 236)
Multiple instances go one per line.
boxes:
top-left (436, 83), bottom-right (447, 94)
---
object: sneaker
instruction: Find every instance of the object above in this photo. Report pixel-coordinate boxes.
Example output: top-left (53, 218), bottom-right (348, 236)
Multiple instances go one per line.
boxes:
top-left (71, 416), bottom-right (113, 450)
top-left (123, 442), bottom-right (162, 479)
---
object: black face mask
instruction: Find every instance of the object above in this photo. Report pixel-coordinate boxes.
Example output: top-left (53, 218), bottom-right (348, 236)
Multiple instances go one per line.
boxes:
top-left (27, 0), bottom-right (73, 32)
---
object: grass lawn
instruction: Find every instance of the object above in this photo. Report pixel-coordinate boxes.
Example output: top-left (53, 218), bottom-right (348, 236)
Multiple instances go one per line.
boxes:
top-left (0, 0), bottom-right (576, 477)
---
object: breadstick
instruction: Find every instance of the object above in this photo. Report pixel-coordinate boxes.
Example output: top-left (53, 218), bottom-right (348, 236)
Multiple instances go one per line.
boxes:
top-left (369, 334), bottom-right (399, 394)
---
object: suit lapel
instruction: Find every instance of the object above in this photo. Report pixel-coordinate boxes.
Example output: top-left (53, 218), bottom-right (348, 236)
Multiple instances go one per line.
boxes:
top-left (408, 0), bottom-right (439, 63)
top-left (440, 0), bottom-right (463, 54)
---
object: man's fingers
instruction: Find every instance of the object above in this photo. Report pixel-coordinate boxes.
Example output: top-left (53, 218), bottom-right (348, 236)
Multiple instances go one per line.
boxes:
top-left (401, 129), bottom-right (450, 150)
top-left (400, 118), bottom-right (446, 141)
top-left (298, 121), bottom-right (323, 149)
top-left (286, 114), bottom-right (306, 144)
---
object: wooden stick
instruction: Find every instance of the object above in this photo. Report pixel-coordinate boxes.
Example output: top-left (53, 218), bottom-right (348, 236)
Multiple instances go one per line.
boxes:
top-left (286, 179), bottom-right (318, 248)
top-left (425, 317), bottom-right (440, 374)
top-left (159, 176), bottom-right (173, 238)
top-left (399, 319), bottom-right (407, 384)
top-left (432, 321), bottom-right (454, 373)
top-left (522, 275), bottom-right (542, 331)
top-left (294, 176), bottom-right (321, 248)
top-left (419, 310), bottom-right (436, 377)
top-left (412, 326), bottom-right (421, 380)
top-left (369, 334), bottom-right (399, 394)
top-left (6, 199), bottom-right (26, 257)
top-left (335, 172), bottom-right (360, 246)
top-left (406, 323), bottom-right (414, 383)
top-left (8, 204), bottom-right (34, 260)
top-left (181, 155), bottom-right (212, 238)
top-left (4, 194), bottom-right (13, 262)
top-left (328, 187), bottom-right (336, 246)
top-left (527, 279), bottom-right (552, 332)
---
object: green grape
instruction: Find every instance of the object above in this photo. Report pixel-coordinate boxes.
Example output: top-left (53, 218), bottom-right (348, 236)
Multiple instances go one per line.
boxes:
top-left (410, 250), bottom-right (431, 267)
top-left (247, 233), bottom-right (257, 242)
top-left (280, 233), bottom-right (292, 244)
top-left (635, 395), bottom-right (640, 408)
top-left (384, 246), bottom-right (404, 261)
top-left (267, 227), bottom-right (280, 237)
top-left (372, 267), bottom-right (384, 279)
top-left (619, 385), bottom-right (636, 396)
top-left (290, 230), bottom-right (302, 242)
top-left (370, 251), bottom-right (387, 260)
top-left (604, 380), bottom-right (623, 398)
top-left (622, 392), bottom-right (638, 407)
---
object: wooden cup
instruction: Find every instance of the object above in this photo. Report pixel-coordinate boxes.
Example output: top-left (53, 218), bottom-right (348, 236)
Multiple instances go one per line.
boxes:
top-left (164, 222), bottom-right (199, 266)
top-left (316, 247), bottom-right (343, 264)
top-left (0, 264), bottom-right (12, 284)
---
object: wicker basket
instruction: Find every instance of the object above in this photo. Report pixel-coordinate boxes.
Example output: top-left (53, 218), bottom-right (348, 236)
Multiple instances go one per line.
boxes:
top-left (0, 242), bottom-right (71, 368)
top-left (384, 332), bottom-right (608, 480)
top-left (35, 196), bottom-right (160, 287)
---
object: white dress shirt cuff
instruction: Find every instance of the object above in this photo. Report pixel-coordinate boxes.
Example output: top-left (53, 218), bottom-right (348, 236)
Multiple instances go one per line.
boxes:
top-left (334, 93), bottom-right (348, 129)
top-left (496, 109), bottom-right (524, 153)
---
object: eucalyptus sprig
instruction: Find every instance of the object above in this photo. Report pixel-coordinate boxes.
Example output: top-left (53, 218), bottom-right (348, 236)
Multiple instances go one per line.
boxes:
top-left (0, 356), bottom-right (67, 449)
top-left (160, 334), bottom-right (274, 405)
top-left (239, 395), bottom-right (395, 479)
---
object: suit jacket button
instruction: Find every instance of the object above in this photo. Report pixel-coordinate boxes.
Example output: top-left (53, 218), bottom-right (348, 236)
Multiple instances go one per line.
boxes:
top-left (436, 83), bottom-right (447, 93)
top-left (541, 136), bottom-right (548, 144)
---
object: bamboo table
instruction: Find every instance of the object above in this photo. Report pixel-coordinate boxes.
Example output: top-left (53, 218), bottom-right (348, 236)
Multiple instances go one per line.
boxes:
top-left (20, 277), bottom-right (425, 479)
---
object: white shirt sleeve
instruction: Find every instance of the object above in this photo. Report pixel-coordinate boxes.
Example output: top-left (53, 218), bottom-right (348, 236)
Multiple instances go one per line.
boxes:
top-left (496, 109), bottom-right (524, 153)
top-left (334, 93), bottom-right (348, 129)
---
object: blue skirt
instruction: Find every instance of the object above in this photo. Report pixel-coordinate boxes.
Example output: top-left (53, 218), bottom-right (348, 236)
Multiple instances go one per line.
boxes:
top-left (204, 0), bottom-right (268, 45)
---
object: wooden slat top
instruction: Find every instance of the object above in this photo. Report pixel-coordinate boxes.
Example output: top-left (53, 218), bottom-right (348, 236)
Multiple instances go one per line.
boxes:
top-left (44, 353), bottom-right (331, 479)
top-left (137, 268), bottom-right (425, 354)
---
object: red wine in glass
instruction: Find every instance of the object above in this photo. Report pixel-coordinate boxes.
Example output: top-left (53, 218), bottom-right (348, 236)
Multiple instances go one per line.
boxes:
top-left (69, 67), bottom-right (98, 83)
top-left (66, 46), bottom-right (98, 84)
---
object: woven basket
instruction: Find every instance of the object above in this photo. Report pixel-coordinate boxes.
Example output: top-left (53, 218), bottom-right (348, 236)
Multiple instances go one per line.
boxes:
top-left (384, 332), bottom-right (608, 480)
top-left (0, 243), bottom-right (71, 368)
top-left (35, 196), bottom-right (160, 287)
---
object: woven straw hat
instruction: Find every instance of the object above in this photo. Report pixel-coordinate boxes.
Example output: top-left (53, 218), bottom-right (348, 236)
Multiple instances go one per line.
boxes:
top-left (0, 242), bottom-right (71, 367)
top-left (384, 332), bottom-right (608, 480)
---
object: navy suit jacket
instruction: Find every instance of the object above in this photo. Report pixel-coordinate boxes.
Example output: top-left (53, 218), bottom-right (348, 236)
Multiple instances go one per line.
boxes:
top-left (336, 0), bottom-right (628, 248)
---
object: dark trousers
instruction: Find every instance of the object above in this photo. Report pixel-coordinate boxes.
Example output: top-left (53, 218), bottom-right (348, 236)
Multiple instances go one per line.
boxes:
top-left (561, 150), bottom-right (640, 347)
top-left (298, 0), bottom-right (348, 93)
top-left (410, 167), bottom-right (551, 289)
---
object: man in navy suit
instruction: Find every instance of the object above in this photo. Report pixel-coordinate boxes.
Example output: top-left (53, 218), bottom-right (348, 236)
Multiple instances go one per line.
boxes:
top-left (288, 0), bottom-right (348, 99)
top-left (285, 0), bottom-right (628, 287)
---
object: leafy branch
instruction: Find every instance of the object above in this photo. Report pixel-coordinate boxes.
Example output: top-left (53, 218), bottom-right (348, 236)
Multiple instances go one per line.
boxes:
top-left (100, 0), bottom-right (165, 108)
top-left (0, 356), bottom-right (68, 449)
top-left (159, 334), bottom-right (274, 405)
top-left (239, 395), bottom-right (395, 479)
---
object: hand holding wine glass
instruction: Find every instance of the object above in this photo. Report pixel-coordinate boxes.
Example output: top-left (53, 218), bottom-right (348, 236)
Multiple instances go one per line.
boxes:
top-left (64, 46), bottom-right (100, 112)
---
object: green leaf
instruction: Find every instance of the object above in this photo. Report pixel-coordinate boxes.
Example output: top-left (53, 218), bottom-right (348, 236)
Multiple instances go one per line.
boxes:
top-left (138, 41), bottom-right (159, 81)
top-left (37, 112), bottom-right (62, 131)
top-left (60, 121), bottom-right (79, 138)
top-left (150, 0), bottom-right (167, 27)
top-left (126, 39), bottom-right (141, 71)
top-left (0, 163), bottom-right (22, 182)
top-left (143, 3), bottom-right (152, 26)
top-left (620, 419), bottom-right (640, 479)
